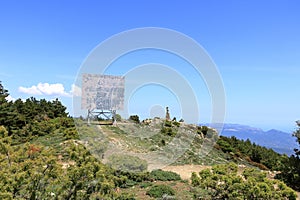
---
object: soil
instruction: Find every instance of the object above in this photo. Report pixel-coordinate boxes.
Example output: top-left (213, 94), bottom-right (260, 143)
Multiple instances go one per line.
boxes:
top-left (162, 164), bottom-right (211, 180)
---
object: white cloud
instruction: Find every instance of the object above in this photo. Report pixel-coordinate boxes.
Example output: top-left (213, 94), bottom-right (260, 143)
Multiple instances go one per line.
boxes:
top-left (18, 83), bottom-right (82, 97)
top-left (5, 95), bottom-right (16, 102)
top-left (19, 83), bottom-right (70, 97)
top-left (19, 85), bottom-right (43, 95)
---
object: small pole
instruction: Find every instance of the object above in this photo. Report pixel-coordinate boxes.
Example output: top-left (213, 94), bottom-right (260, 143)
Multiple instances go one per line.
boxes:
top-left (87, 109), bottom-right (91, 125)
top-left (112, 110), bottom-right (117, 125)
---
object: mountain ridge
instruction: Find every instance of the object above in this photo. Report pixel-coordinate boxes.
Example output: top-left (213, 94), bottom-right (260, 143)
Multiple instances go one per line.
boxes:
top-left (207, 123), bottom-right (298, 155)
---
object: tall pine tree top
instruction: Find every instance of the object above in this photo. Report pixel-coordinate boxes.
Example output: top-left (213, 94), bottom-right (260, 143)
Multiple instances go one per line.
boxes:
top-left (0, 81), bottom-right (9, 104)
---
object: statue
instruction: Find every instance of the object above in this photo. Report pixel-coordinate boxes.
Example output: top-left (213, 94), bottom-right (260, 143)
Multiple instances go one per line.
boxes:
top-left (165, 107), bottom-right (170, 121)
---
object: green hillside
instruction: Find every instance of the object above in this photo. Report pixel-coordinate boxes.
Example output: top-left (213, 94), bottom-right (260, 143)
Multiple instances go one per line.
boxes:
top-left (0, 81), bottom-right (299, 199)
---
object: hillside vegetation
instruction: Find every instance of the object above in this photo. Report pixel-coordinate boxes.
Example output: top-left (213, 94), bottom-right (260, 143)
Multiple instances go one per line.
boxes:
top-left (0, 81), bottom-right (299, 199)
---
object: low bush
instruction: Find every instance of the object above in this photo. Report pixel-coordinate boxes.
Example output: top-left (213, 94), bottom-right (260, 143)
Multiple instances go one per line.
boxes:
top-left (161, 127), bottom-right (176, 137)
top-left (146, 184), bottom-right (175, 198)
top-left (129, 115), bottom-right (140, 124)
top-left (150, 169), bottom-right (181, 181)
top-left (172, 121), bottom-right (180, 127)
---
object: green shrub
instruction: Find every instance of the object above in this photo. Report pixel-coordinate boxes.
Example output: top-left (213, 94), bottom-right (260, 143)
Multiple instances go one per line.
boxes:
top-left (191, 163), bottom-right (297, 200)
top-left (216, 139), bottom-right (234, 153)
top-left (191, 172), bottom-right (201, 186)
top-left (243, 167), bottom-right (266, 182)
top-left (115, 171), bottom-right (151, 183)
top-left (199, 169), bottom-right (212, 179)
top-left (161, 127), bottom-right (176, 137)
top-left (129, 115), bottom-right (140, 123)
top-left (196, 127), bottom-right (201, 135)
top-left (197, 126), bottom-right (209, 135)
top-left (212, 162), bottom-right (238, 175)
top-left (63, 127), bottom-right (79, 139)
top-left (172, 121), bottom-right (180, 127)
top-left (150, 169), bottom-right (181, 181)
top-left (123, 179), bottom-right (137, 188)
top-left (201, 126), bottom-right (208, 135)
top-left (115, 193), bottom-right (136, 200)
top-left (115, 114), bottom-right (122, 122)
top-left (0, 126), bottom-right (8, 137)
top-left (0, 192), bottom-right (13, 200)
top-left (164, 120), bottom-right (172, 127)
top-left (146, 184), bottom-right (175, 198)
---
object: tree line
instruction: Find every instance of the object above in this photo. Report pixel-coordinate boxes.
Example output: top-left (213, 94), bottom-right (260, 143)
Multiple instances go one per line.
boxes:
top-left (0, 81), bottom-right (76, 143)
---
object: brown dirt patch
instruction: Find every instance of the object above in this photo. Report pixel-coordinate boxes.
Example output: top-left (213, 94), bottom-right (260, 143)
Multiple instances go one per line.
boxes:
top-left (162, 165), bottom-right (211, 180)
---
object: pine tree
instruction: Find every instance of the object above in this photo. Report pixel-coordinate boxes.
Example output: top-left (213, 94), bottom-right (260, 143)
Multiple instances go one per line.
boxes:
top-left (0, 81), bottom-right (9, 103)
top-left (0, 82), bottom-right (16, 132)
top-left (277, 121), bottom-right (300, 191)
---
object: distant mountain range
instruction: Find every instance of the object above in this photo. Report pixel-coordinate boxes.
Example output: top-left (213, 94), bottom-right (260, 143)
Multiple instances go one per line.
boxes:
top-left (207, 124), bottom-right (298, 156)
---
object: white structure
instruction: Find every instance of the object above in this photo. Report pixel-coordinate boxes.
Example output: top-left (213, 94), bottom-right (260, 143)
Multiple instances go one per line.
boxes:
top-left (81, 74), bottom-right (125, 124)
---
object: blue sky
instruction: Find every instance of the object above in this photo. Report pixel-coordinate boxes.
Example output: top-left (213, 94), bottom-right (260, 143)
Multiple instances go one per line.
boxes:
top-left (0, 0), bottom-right (299, 132)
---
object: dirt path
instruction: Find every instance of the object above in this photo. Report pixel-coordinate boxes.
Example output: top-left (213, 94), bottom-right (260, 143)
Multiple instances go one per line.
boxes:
top-left (162, 165), bottom-right (211, 180)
